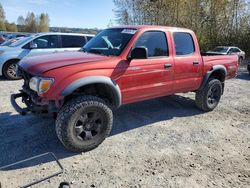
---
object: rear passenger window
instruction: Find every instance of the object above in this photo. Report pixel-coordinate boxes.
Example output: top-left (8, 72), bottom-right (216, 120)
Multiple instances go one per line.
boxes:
top-left (134, 31), bottom-right (168, 57)
top-left (173, 32), bottom-right (195, 55)
top-left (61, 35), bottom-right (86, 48)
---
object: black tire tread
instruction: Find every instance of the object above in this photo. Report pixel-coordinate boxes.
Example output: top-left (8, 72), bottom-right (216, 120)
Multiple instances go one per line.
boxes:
top-left (195, 79), bottom-right (222, 112)
top-left (56, 95), bottom-right (113, 152)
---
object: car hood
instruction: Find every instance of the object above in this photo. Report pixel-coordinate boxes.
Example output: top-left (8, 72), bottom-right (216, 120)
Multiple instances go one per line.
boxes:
top-left (19, 51), bottom-right (113, 75)
top-left (0, 46), bottom-right (16, 51)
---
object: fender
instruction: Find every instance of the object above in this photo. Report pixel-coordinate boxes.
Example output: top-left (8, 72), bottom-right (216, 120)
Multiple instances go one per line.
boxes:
top-left (60, 76), bottom-right (122, 108)
top-left (199, 65), bottom-right (227, 91)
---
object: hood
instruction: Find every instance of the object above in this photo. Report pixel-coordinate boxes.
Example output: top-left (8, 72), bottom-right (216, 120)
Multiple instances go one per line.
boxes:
top-left (19, 51), bottom-right (112, 75)
top-left (0, 46), bottom-right (15, 51)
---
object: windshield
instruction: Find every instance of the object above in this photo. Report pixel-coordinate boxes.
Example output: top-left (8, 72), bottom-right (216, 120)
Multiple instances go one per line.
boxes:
top-left (9, 36), bottom-right (34, 47)
top-left (211, 47), bottom-right (229, 53)
top-left (82, 28), bottom-right (137, 56)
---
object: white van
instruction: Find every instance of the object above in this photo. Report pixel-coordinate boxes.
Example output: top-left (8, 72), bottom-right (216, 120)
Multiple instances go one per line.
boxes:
top-left (0, 33), bottom-right (94, 79)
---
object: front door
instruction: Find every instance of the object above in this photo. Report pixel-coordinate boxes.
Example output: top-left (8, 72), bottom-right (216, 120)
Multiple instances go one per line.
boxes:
top-left (116, 31), bottom-right (174, 104)
top-left (23, 35), bottom-right (60, 58)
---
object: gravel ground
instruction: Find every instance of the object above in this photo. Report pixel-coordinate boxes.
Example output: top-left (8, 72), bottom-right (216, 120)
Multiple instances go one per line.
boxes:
top-left (0, 66), bottom-right (249, 188)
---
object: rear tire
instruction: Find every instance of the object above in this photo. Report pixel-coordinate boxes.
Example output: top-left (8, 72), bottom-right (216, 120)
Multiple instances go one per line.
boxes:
top-left (3, 60), bottom-right (21, 80)
top-left (195, 79), bottom-right (222, 112)
top-left (56, 95), bottom-right (113, 152)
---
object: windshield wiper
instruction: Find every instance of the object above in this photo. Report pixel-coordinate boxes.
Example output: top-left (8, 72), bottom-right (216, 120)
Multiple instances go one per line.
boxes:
top-left (88, 49), bottom-right (109, 56)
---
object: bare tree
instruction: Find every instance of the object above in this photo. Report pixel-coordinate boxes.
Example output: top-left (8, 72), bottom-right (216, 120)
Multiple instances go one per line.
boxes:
top-left (113, 0), bottom-right (250, 54)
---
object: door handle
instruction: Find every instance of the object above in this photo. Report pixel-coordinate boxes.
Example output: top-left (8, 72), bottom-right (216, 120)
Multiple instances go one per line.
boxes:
top-left (193, 61), bottom-right (199, 65)
top-left (164, 64), bottom-right (172, 69)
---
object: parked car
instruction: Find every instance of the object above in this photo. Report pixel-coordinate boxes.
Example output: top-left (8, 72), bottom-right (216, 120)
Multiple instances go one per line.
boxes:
top-left (0, 35), bottom-right (6, 44)
top-left (0, 32), bottom-right (30, 40)
top-left (0, 33), bottom-right (94, 79)
top-left (207, 46), bottom-right (246, 63)
top-left (0, 36), bottom-right (25, 46)
top-left (12, 26), bottom-right (238, 152)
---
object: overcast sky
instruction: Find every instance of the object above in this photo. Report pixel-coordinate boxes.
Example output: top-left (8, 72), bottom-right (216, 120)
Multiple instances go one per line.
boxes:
top-left (1, 0), bottom-right (116, 29)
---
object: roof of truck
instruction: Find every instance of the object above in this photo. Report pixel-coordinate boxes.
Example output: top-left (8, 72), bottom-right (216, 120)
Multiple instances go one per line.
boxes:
top-left (110, 25), bottom-right (193, 32)
top-left (36, 32), bottom-right (95, 36)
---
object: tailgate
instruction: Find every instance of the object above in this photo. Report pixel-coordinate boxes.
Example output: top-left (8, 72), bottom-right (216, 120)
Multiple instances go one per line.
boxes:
top-left (202, 55), bottom-right (238, 79)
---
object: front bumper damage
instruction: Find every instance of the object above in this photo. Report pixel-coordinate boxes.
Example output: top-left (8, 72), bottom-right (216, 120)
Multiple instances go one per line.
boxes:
top-left (11, 89), bottom-right (59, 115)
top-left (12, 66), bottom-right (59, 115)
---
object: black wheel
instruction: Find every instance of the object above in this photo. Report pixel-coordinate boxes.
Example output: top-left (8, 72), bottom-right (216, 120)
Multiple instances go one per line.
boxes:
top-left (56, 96), bottom-right (113, 152)
top-left (195, 79), bottom-right (222, 112)
top-left (3, 60), bottom-right (21, 80)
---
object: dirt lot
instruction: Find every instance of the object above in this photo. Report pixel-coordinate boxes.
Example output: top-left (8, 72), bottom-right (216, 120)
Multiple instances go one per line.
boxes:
top-left (0, 66), bottom-right (249, 188)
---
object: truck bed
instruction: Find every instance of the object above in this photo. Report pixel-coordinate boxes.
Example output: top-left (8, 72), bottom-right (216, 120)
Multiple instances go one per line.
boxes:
top-left (202, 54), bottom-right (238, 79)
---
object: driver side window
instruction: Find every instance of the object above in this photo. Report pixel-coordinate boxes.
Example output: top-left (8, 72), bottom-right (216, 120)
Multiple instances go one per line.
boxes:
top-left (134, 31), bottom-right (169, 57)
top-left (32, 35), bottom-right (59, 49)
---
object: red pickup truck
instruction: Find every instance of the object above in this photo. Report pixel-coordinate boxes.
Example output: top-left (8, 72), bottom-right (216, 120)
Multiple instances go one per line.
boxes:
top-left (12, 26), bottom-right (238, 152)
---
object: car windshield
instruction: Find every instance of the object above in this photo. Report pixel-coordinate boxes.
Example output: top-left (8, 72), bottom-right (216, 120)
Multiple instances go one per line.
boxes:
top-left (211, 47), bottom-right (229, 53)
top-left (82, 28), bottom-right (137, 56)
top-left (9, 36), bottom-right (34, 47)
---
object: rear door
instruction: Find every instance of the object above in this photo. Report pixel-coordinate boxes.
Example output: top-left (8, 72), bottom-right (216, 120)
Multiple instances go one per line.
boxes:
top-left (60, 35), bottom-right (87, 52)
top-left (117, 31), bottom-right (174, 104)
top-left (172, 32), bottom-right (203, 92)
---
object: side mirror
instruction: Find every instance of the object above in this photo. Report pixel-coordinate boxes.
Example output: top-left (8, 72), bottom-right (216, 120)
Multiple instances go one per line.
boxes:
top-left (29, 42), bottom-right (38, 49)
top-left (130, 47), bottom-right (148, 59)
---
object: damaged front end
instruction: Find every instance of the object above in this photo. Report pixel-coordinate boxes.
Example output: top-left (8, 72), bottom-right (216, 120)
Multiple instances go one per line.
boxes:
top-left (10, 66), bottom-right (59, 115)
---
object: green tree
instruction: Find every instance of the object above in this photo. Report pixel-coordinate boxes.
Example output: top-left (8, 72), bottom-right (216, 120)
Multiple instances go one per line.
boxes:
top-left (39, 13), bottom-right (50, 32)
top-left (5, 22), bottom-right (18, 32)
top-left (0, 3), bottom-right (6, 31)
top-left (24, 12), bottom-right (37, 32)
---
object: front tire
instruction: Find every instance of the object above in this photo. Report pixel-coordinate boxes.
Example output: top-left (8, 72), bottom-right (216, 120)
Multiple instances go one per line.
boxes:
top-left (56, 96), bottom-right (113, 152)
top-left (3, 60), bottom-right (21, 80)
top-left (195, 79), bottom-right (222, 112)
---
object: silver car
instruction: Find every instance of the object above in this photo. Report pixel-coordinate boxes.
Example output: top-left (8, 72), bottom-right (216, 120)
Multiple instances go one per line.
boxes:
top-left (0, 33), bottom-right (94, 79)
top-left (207, 46), bottom-right (246, 63)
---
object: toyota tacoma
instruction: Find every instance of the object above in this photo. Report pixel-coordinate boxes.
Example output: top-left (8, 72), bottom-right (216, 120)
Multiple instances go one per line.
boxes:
top-left (11, 26), bottom-right (238, 152)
